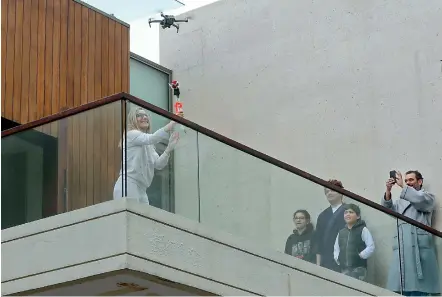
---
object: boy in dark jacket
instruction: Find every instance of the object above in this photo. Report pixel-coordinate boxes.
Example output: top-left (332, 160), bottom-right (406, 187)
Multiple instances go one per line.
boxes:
top-left (333, 204), bottom-right (375, 281)
top-left (315, 179), bottom-right (347, 272)
top-left (285, 210), bottom-right (316, 263)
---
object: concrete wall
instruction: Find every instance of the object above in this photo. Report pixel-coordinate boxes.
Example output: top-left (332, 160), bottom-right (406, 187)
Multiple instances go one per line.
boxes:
top-left (160, 0), bottom-right (442, 290)
top-left (1, 199), bottom-right (396, 296)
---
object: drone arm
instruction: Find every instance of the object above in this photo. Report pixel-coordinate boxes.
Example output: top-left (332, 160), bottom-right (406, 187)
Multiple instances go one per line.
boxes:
top-left (172, 23), bottom-right (179, 33)
top-left (149, 20), bottom-right (163, 23)
top-left (174, 18), bottom-right (189, 23)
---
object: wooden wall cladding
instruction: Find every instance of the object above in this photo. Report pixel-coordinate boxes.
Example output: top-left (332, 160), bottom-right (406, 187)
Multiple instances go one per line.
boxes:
top-left (2, 0), bottom-right (130, 213)
top-left (65, 102), bottom-right (122, 211)
top-left (1, 0), bottom-right (129, 123)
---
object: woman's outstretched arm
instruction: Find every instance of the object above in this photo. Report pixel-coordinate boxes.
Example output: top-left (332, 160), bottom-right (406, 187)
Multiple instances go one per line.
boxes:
top-left (127, 128), bottom-right (169, 146)
top-left (153, 132), bottom-right (180, 170)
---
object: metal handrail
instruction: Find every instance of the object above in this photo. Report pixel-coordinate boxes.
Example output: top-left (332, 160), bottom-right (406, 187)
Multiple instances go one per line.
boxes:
top-left (2, 92), bottom-right (441, 237)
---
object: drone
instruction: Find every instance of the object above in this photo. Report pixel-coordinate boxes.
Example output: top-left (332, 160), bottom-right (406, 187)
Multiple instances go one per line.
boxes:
top-left (148, 13), bottom-right (189, 33)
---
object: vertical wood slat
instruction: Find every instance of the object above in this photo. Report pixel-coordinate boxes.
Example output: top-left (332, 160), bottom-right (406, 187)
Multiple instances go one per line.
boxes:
top-left (115, 26), bottom-right (129, 198)
top-left (66, 0), bottom-right (75, 109)
top-left (114, 23), bottom-right (122, 93)
top-left (66, 0), bottom-right (75, 211)
top-left (117, 26), bottom-right (129, 194)
top-left (51, 0), bottom-right (61, 118)
top-left (121, 26), bottom-right (129, 92)
top-left (108, 20), bottom-right (115, 94)
top-left (73, 3), bottom-right (81, 108)
top-left (86, 11), bottom-right (96, 206)
top-left (1, 0), bottom-right (9, 117)
top-left (92, 108), bottom-right (102, 203)
top-left (80, 6), bottom-right (89, 105)
top-left (20, 0), bottom-right (31, 124)
top-left (12, 0), bottom-right (24, 122)
top-left (107, 20), bottom-right (116, 201)
top-left (44, 0), bottom-right (53, 127)
top-left (36, 0), bottom-right (46, 120)
top-left (113, 21), bottom-right (122, 198)
top-left (70, 3), bottom-right (82, 210)
top-left (78, 6), bottom-right (89, 209)
top-left (100, 103), bottom-right (109, 202)
top-left (54, 0), bottom-right (66, 204)
top-left (28, 0), bottom-right (39, 123)
top-left (50, 0), bottom-right (60, 138)
top-left (93, 13), bottom-right (103, 204)
top-left (100, 17), bottom-right (110, 202)
top-left (94, 14), bottom-right (103, 100)
top-left (114, 102), bottom-right (122, 199)
top-left (67, 115), bottom-right (74, 211)
top-left (59, 0), bottom-right (68, 110)
top-left (84, 110), bottom-right (93, 206)
top-left (70, 113), bottom-right (79, 210)
top-left (57, 112), bottom-right (68, 213)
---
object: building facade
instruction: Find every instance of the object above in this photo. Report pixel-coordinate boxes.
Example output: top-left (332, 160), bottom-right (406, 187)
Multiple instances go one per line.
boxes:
top-left (159, 0), bottom-right (442, 292)
top-left (2, 0), bottom-right (441, 295)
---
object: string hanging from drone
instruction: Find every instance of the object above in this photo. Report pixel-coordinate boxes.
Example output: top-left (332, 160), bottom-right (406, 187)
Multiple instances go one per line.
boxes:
top-left (169, 80), bottom-right (182, 112)
top-left (169, 80), bottom-right (186, 132)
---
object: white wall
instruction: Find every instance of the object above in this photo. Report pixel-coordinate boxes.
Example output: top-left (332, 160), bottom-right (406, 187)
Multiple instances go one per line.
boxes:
top-left (160, 0), bottom-right (442, 290)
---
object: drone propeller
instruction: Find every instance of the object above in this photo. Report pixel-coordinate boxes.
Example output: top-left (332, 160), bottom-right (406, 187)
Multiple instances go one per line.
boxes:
top-left (155, 9), bottom-right (164, 17)
top-left (150, 9), bottom-right (164, 19)
top-left (148, 9), bottom-right (165, 27)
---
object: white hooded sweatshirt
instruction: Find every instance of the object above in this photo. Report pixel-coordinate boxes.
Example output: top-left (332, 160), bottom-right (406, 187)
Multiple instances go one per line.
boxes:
top-left (118, 128), bottom-right (170, 189)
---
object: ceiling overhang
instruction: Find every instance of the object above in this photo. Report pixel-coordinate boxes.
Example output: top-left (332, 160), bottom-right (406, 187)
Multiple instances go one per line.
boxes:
top-left (22, 270), bottom-right (213, 296)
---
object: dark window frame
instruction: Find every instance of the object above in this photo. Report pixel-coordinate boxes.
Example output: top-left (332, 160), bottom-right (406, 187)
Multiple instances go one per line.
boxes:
top-left (129, 52), bottom-right (176, 213)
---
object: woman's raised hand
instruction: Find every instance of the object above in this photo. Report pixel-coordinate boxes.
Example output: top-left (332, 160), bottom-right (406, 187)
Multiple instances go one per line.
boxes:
top-left (165, 112), bottom-right (185, 132)
top-left (165, 132), bottom-right (180, 153)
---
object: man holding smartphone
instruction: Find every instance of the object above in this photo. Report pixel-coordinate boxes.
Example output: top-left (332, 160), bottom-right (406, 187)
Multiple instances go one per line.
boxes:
top-left (382, 170), bottom-right (440, 296)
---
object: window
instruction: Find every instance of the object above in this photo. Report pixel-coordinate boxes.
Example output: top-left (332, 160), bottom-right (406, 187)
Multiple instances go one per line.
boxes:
top-left (129, 53), bottom-right (174, 211)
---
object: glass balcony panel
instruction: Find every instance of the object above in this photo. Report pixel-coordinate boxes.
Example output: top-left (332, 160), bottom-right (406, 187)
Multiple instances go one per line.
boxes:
top-left (395, 218), bottom-right (441, 296)
top-left (1, 101), bottom-right (123, 228)
top-left (3, 95), bottom-right (441, 297)
top-left (193, 131), bottom-right (401, 290)
top-left (122, 101), bottom-right (199, 221)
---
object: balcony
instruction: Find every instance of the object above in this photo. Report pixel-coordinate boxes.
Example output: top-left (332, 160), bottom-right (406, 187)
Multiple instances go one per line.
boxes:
top-left (2, 93), bottom-right (441, 296)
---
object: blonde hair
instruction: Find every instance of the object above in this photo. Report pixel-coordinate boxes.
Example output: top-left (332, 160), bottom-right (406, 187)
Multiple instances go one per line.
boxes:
top-left (118, 107), bottom-right (152, 148)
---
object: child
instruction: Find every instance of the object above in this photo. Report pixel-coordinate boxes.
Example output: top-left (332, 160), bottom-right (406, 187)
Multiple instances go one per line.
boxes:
top-left (285, 210), bottom-right (316, 264)
top-left (333, 204), bottom-right (375, 281)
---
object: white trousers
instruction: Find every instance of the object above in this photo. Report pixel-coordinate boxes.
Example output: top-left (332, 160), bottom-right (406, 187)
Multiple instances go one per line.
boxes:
top-left (113, 176), bottom-right (149, 204)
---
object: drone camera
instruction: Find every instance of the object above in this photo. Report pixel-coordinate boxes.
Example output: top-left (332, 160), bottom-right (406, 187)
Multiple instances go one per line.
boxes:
top-left (148, 13), bottom-right (189, 33)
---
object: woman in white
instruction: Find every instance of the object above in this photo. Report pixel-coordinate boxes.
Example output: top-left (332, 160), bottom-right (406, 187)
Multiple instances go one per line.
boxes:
top-left (113, 107), bottom-right (182, 204)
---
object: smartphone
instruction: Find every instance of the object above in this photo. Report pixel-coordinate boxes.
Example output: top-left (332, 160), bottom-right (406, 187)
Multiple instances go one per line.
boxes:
top-left (389, 170), bottom-right (397, 184)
